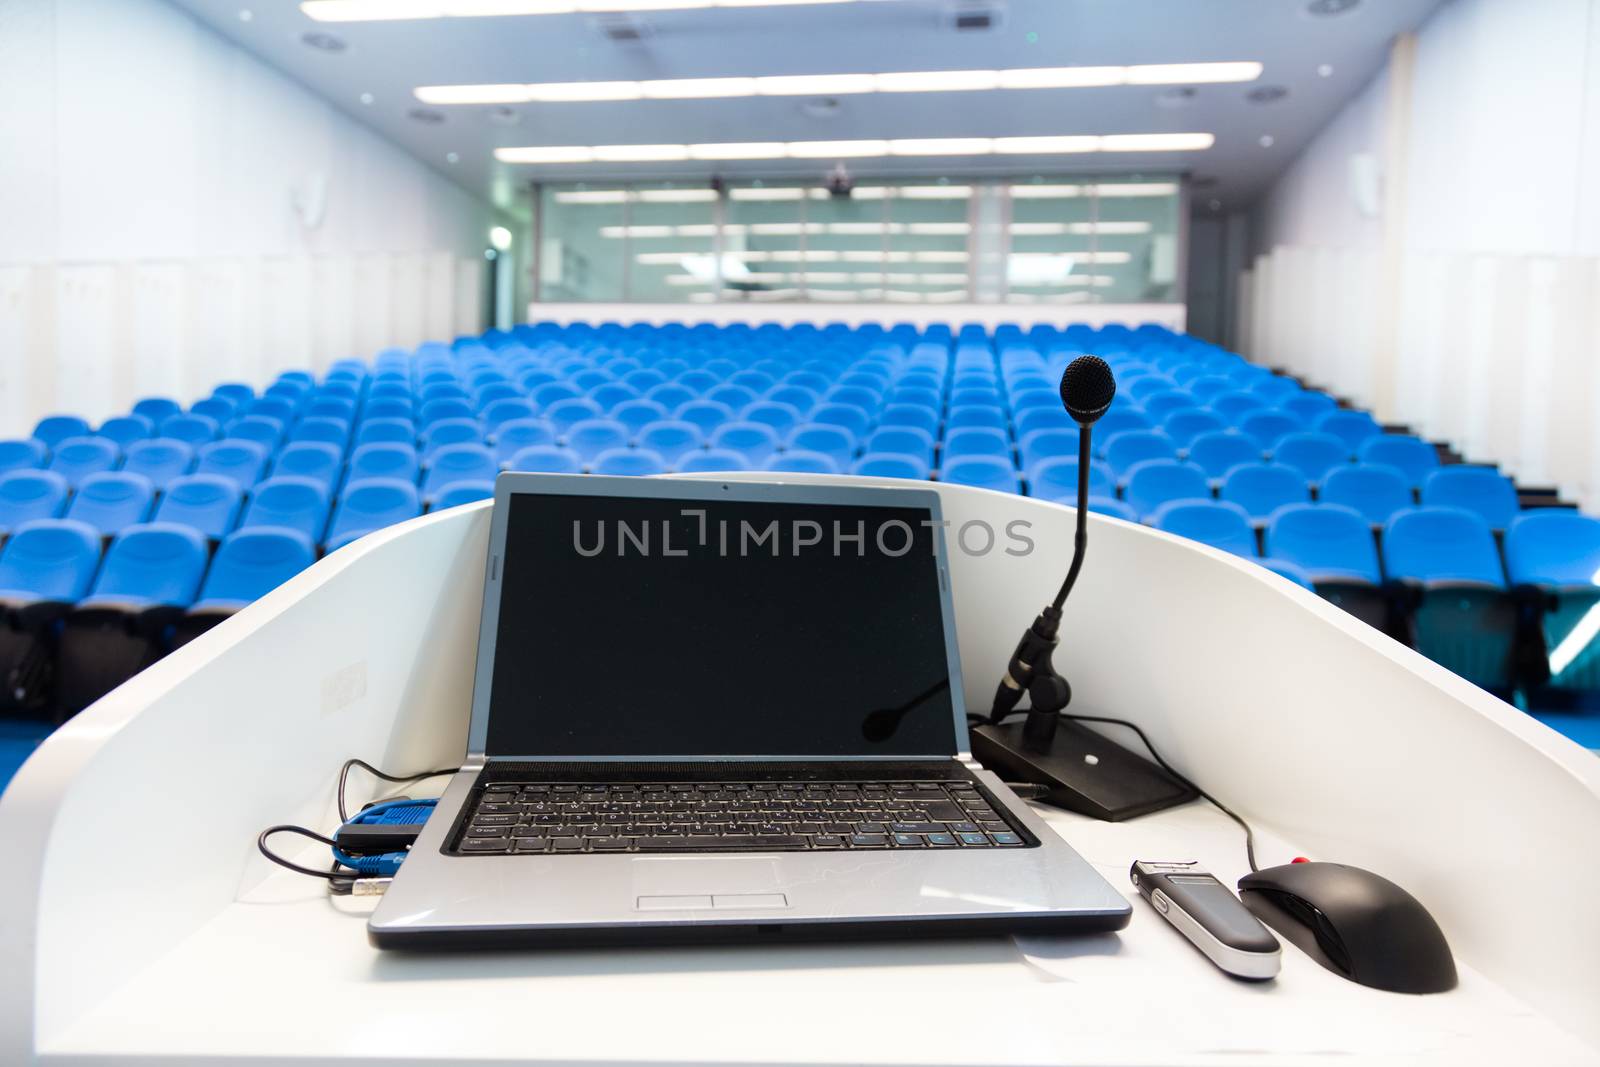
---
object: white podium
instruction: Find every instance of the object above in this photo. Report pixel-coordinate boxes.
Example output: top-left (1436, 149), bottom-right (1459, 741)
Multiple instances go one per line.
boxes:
top-left (3, 476), bottom-right (1599, 1066)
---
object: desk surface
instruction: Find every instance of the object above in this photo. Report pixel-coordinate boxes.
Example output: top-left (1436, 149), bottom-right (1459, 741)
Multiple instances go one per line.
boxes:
top-left (42, 800), bottom-right (1597, 1067)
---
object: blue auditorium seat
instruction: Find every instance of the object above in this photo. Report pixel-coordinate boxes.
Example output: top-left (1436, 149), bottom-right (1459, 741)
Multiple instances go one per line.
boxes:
top-left (1026, 457), bottom-right (1115, 505)
top-left (248, 396), bottom-right (297, 425)
top-left (1317, 410), bottom-right (1383, 452)
top-left (1123, 460), bottom-right (1211, 520)
top-left (1264, 503), bottom-right (1382, 585)
top-left (1271, 432), bottom-right (1351, 484)
top-left (769, 385), bottom-right (820, 416)
top-left (78, 522), bottom-right (209, 610)
top-left (590, 382), bottom-right (642, 411)
top-left (939, 455), bottom-right (1021, 494)
top-left (708, 423), bottom-right (780, 467)
top-left (420, 418), bottom-right (484, 458)
top-left (481, 398), bottom-right (537, 431)
top-left (355, 417), bottom-right (417, 448)
top-left (195, 440), bottom-right (268, 492)
top-left (190, 397), bottom-right (237, 424)
top-left (740, 401), bottom-right (803, 436)
top-left (647, 383), bottom-right (697, 412)
top-left (1016, 408), bottom-right (1074, 443)
top-left (704, 384), bottom-right (756, 413)
top-left (154, 474), bottom-right (243, 539)
top-left (1125, 375), bottom-right (1175, 403)
top-left (423, 444), bottom-right (498, 499)
top-left (1149, 499), bottom-right (1258, 558)
top-left (1237, 411), bottom-right (1303, 450)
top-left (239, 476), bottom-right (332, 543)
top-left (65, 472), bottom-right (155, 538)
top-left (0, 518), bottom-right (102, 606)
top-left (1187, 432), bottom-right (1262, 480)
top-left (159, 414), bottom-right (220, 447)
top-left (291, 417), bottom-right (352, 453)
top-left (1321, 465), bottom-right (1415, 526)
top-left (943, 427), bottom-right (1011, 460)
top-left (546, 397), bottom-right (605, 435)
top-left (226, 415), bottom-right (286, 453)
top-left (0, 439), bottom-right (48, 476)
top-left (946, 406), bottom-right (1007, 433)
top-left (624, 369), bottom-right (668, 393)
top-left (950, 386), bottom-right (1000, 409)
top-left (1384, 506), bottom-right (1515, 690)
top-left (1186, 376), bottom-right (1232, 403)
top-left (1140, 390), bottom-right (1197, 422)
top-left (565, 419), bottom-right (631, 464)
top-left (878, 404), bottom-right (940, 439)
top-left (1279, 393), bottom-right (1339, 422)
top-left (611, 399), bottom-right (670, 436)
top-left (420, 398), bottom-right (475, 425)
top-left (765, 451), bottom-right (839, 475)
top-left (1103, 431), bottom-right (1179, 480)
top-left (810, 403), bottom-right (873, 443)
top-left (1251, 376), bottom-right (1301, 402)
top-left (420, 383), bottom-right (470, 406)
top-left (1220, 463), bottom-right (1311, 524)
top-left (186, 528), bottom-right (316, 617)
top-left (852, 454), bottom-right (930, 480)
top-left (593, 449), bottom-right (667, 477)
top-left (429, 481), bottom-right (495, 510)
top-left (0, 470), bottom-right (70, 533)
top-left (132, 398), bottom-right (182, 426)
top-left (346, 443), bottom-right (420, 487)
top-left (475, 383), bottom-right (522, 408)
top-left (364, 397), bottom-right (414, 422)
top-left (324, 479), bottom-right (423, 551)
top-left (1422, 466), bottom-right (1520, 530)
top-left (1162, 410), bottom-right (1227, 449)
top-left (864, 427), bottom-right (935, 465)
top-left (32, 416), bottom-right (91, 449)
top-left (47, 436), bottom-right (120, 488)
top-left (1211, 391), bottom-right (1268, 423)
top-left (677, 370), bottom-right (718, 394)
top-left (491, 419), bottom-right (556, 465)
top-left (784, 425), bottom-right (854, 470)
top-left (677, 449), bottom-right (750, 474)
top-left (676, 400), bottom-right (737, 437)
top-left (1260, 558), bottom-right (1317, 590)
top-left (504, 445), bottom-right (583, 475)
top-left (1506, 510), bottom-right (1600, 694)
top-left (637, 421), bottom-right (703, 467)
top-left (263, 441), bottom-right (338, 491)
top-left (1358, 434), bottom-right (1439, 488)
top-left (97, 415), bottom-right (154, 449)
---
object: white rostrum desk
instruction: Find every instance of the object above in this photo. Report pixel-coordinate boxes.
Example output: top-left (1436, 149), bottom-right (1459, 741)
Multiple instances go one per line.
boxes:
top-left (3, 476), bottom-right (1599, 1066)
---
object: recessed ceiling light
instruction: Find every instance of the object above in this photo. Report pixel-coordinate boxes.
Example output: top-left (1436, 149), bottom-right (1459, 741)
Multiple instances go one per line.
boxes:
top-left (1306, 0), bottom-right (1359, 14)
top-left (1317, 63), bottom-right (1334, 77)
top-left (415, 61), bottom-right (1262, 106)
top-left (1246, 85), bottom-right (1289, 104)
top-left (1208, 199), bottom-right (1223, 211)
top-left (407, 107), bottom-right (446, 124)
top-left (499, 134), bottom-right (1212, 165)
top-left (303, 0), bottom-right (865, 21)
top-left (446, 151), bottom-right (460, 163)
top-left (1258, 134), bottom-right (1275, 147)
top-left (237, 8), bottom-right (254, 21)
top-left (490, 226), bottom-right (513, 250)
top-left (301, 31), bottom-right (347, 52)
top-left (359, 91), bottom-right (375, 105)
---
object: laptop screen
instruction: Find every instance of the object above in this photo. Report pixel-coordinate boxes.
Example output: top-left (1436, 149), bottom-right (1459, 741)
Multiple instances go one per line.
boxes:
top-left (482, 490), bottom-right (960, 758)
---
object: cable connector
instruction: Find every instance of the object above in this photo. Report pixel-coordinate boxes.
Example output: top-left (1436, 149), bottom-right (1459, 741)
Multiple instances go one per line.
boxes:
top-left (351, 877), bottom-right (394, 897)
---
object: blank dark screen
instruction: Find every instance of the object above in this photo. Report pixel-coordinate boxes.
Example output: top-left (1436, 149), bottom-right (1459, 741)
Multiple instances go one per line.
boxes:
top-left (484, 493), bottom-right (957, 757)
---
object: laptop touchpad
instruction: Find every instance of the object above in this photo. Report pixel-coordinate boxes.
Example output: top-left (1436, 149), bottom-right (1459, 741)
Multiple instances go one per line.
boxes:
top-left (632, 856), bottom-right (787, 909)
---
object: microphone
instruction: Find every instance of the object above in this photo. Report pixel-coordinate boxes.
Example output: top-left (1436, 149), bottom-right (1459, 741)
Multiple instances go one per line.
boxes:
top-left (969, 356), bottom-right (1199, 822)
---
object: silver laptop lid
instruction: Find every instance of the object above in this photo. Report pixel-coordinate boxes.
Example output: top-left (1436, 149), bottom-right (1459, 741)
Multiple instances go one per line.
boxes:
top-left (467, 473), bottom-right (969, 762)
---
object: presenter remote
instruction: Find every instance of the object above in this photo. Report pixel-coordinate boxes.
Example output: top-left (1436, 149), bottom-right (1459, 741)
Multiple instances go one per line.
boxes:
top-left (1131, 861), bottom-right (1281, 980)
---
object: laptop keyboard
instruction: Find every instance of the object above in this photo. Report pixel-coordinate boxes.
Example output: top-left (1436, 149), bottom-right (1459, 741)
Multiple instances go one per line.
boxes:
top-left (451, 779), bottom-right (1031, 855)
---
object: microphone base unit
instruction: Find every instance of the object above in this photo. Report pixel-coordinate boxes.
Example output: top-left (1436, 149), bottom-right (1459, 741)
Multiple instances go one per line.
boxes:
top-left (971, 718), bottom-right (1198, 823)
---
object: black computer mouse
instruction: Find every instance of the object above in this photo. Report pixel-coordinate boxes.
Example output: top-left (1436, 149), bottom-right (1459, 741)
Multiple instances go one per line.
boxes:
top-left (1237, 862), bottom-right (1457, 993)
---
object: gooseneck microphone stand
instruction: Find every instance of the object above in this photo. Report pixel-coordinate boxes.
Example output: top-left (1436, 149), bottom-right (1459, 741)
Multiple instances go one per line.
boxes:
top-left (970, 357), bottom-right (1198, 822)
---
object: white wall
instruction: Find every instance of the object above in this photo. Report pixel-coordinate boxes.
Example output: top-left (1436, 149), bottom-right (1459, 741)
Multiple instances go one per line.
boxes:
top-left (0, 0), bottom-right (498, 436)
top-left (1243, 0), bottom-right (1600, 511)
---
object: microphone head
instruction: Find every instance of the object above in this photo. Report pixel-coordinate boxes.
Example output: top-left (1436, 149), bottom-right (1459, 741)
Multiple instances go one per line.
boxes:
top-left (1060, 355), bottom-right (1117, 425)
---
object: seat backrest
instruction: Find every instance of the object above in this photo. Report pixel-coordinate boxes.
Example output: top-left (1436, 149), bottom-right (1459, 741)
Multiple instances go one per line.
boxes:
top-left (611, 399), bottom-right (670, 435)
top-left (247, 396), bottom-right (297, 424)
top-left (1150, 499), bottom-right (1258, 557)
top-left (1103, 430), bottom-right (1178, 477)
top-left (1263, 503), bottom-right (1381, 583)
top-left (268, 441), bottom-right (342, 489)
top-left (712, 422), bottom-right (783, 461)
top-left (1271, 431), bottom-right (1352, 483)
top-left (504, 445), bottom-right (583, 475)
top-left (646, 383), bottom-right (697, 412)
top-left (0, 519), bottom-right (103, 601)
top-left (768, 385), bottom-right (821, 416)
top-left (1357, 434), bottom-right (1440, 487)
top-left (1237, 410), bottom-right (1303, 450)
top-left (197, 528), bottom-right (316, 605)
top-left (121, 438), bottom-right (195, 490)
top-left (636, 420), bottom-right (703, 463)
top-left (65, 471), bottom-right (155, 537)
top-left (47, 436), bottom-right (121, 487)
top-left (291, 416), bottom-right (352, 452)
top-left (419, 417), bottom-right (484, 458)
top-left (766, 450), bottom-right (840, 475)
top-left (943, 427), bottom-right (1011, 459)
top-left (1506, 510), bottom-right (1600, 587)
top-left (363, 397), bottom-right (414, 422)
top-left (152, 474), bottom-right (244, 539)
top-left (346, 443), bottom-right (420, 487)
top-left (492, 418), bottom-right (557, 463)
top-left (32, 415), bottom-right (91, 448)
top-left (132, 398), bottom-right (182, 425)
top-left (355, 417), bottom-right (418, 448)
top-left (1383, 506), bottom-right (1505, 586)
top-left (1210, 391), bottom-right (1268, 422)
top-left (592, 448), bottom-right (666, 477)
top-left (545, 397), bottom-right (605, 434)
top-left (810, 403), bottom-right (872, 440)
top-left (676, 400), bottom-right (737, 436)
top-left (97, 415), bottom-right (154, 449)
top-left (865, 426), bottom-right (935, 462)
top-left (430, 481), bottom-right (495, 510)
top-left (1320, 464), bottom-right (1415, 526)
top-left (159, 413), bottom-right (220, 446)
top-left (480, 398), bottom-right (537, 431)
top-left (0, 438), bottom-right (49, 476)
top-left (326, 478), bottom-right (422, 547)
top-left (1027, 457), bottom-right (1115, 502)
top-left (1123, 460), bottom-right (1212, 519)
top-left (1219, 462), bottom-right (1311, 521)
top-left (90, 522), bottom-right (210, 606)
top-left (240, 476), bottom-right (333, 542)
top-left (782, 424), bottom-right (853, 466)
top-left (739, 401), bottom-right (802, 436)
top-left (1162, 410), bottom-right (1227, 449)
top-left (1279, 392), bottom-right (1339, 422)
top-left (851, 453), bottom-right (930, 480)
top-left (1186, 431), bottom-right (1262, 479)
top-left (1316, 409), bottom-right (1384, 451)
top-left (1421, 465), bottom-right (1520, 528)
top-left (419, 398), bottom-right (475, 425)
top-left (676, 449), bottom-right (750, 474)
top-left (423, 444), bottom-right (498, 495)
top-left (939, 455), bottom-right (1020, 493)
top-left (0, 469), bottom-right (71, 529)
top-left (1140, 390), bottom-right (1198, 422)
top-left (195, 439), bottom-right (269, 492)
top-left (564, 419), bottom-right (631, 462)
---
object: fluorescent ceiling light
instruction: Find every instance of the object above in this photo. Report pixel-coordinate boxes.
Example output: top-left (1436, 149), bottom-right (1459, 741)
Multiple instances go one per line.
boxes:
top-left (1009, 182), bottom-right (1180, 199)
top-left (637, 188), bottom-right (719, 202)
top-left (554, 189), bottom-right (631, 203)
top-left (497, 134), bottom-right (1212, 165)
top-left (306, 0), bottom-right (857, 20)
top-left (555, 188), bottom-right (718, 203)
top-left (419, 61), bottom-right (1260, 103)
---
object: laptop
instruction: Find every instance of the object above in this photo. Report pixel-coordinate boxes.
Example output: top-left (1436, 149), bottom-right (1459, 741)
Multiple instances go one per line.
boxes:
top-left (369, 473), bottom-right (1131, 948)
